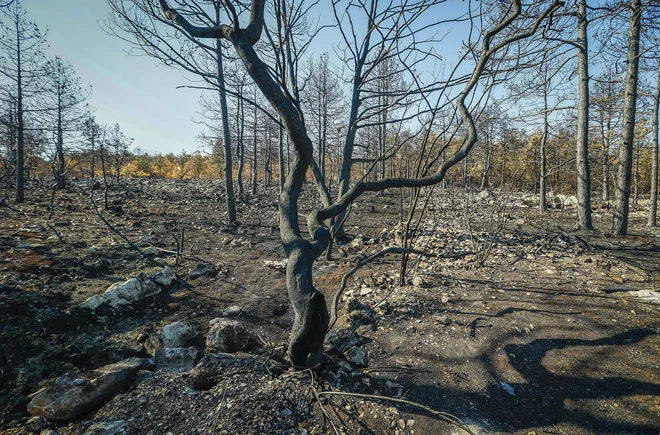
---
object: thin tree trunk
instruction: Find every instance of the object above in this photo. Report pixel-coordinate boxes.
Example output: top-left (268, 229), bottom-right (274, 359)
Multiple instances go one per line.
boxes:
top-left (480, 132), bottom-right (491, 190)
top-left (576, 0), bottom-right (593, 229)
top-left (649, 63), bottom-right (660, 226)
top-left (215, 38), bottom-right (237, 222)
top-left (236, 94), bottom-right (245, 199)
top-left (56, 102), bottom-right (66, 189)
top-left (15, 20), bottom-right (24, 203)
top-left (251, 91), bottom-right (258, 196)
top-left (540, 84), bottom-right (549, 212)
top-left (613, 0), bottom-right (641, 235)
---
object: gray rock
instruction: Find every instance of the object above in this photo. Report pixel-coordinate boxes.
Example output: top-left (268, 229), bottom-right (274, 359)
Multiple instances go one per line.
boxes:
top-left (26, 415), bottom-right (46, 432)
top-left (188, 263), bottom-right (216, 279)
top-left (148, 267), bottom-right (177, 287)
top-left (40, 431), bottom-right (59, 435)
top-left (221, 306), bottom-right (242, 317)
top-left (206, 318), bottom-right (249, 353)
top-left (80, 268), bottom-right (177, 310)
top-left (412, 275), bottom-right (433, 288)
top-left (83, 420), bottom-right (128, 435)
top-left (160, 321), bottom-right (197, 348)
top-left (154, 347), bottom-right (198, 372)
top-left (343, 346), bottom-right (369, 368)
top-left (27, 358), bottom-right (152, 422)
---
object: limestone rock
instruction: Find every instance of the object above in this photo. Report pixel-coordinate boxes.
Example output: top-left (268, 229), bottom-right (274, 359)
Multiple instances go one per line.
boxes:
top-left (27, 358), bottom-right (152, 422)
top-left (188, 263), bottom-right (217, 279)
top-left (79, 268), bottom-right (177, 311)
top-left (343, 346), bottom-right (368, 368)
top-left (221, 306), bottom-right (242, 317)
top-left (160, 321), bottom-right (197, 348)
top-left (26, 415), bottom-right (46, 432)
top-left (154, 347), bottom-right (198, 372)
top-left (83, 420), bottom-right (128, 435)
top-left (206, 318), bottom-right (249, 353)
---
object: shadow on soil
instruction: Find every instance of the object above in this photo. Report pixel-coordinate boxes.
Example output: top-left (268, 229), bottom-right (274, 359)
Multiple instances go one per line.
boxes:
top-left (399, 328), bottom-right (660, 434)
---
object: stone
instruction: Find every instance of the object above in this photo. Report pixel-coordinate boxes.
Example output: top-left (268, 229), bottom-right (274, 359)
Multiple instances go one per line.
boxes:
top-left (83, 420), bottom-right (128, 435)
top-left (326, 329), bottom-right (369, 354)
top-left (188, 263), bottom-right (217, 279)
top-left (142, 246), bottom-right (158, 256)
top-left (27, 358), bottom-right (153, 422)
top-left (412, 275), bottom-right (433, 288)
top-left (206, 318), bottom-right (249, 353)
top-left (40, 431), bottom-right (59, 435)
top-left (149, 267), bottom-right (177, 287)
top-left (343, 346), bottom-right (368, 368)
top-left (359, 287), bottom-right (374, 296)
top-left (79, 268), bottom-right (177, 310)
top-left (154, 347), bottom-right (198, 372)
top-left (160, 321), bottom-right (197, 348)
top-left (26, 415), bottom-right (46, 432)
top-left (221, 306), bottom-right (242, 317)
top-left (477, 189), bottom-right (492, 200)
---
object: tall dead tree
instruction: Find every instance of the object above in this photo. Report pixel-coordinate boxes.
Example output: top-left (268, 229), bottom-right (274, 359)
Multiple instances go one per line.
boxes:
top-left (0, 0), bottom-right (47, 202)
top-left (649, 62), bottom-right (660, 226)
top-left (107, 0), bottom-right (237, 222)
top-left (155, 0), bottom-right (563, 367)
top-left (43, 56), bottom-right (89, 189)
top-left (612, 0), bottom-right (642, 235)
top-left (575, 0), bottom-right (594, 229)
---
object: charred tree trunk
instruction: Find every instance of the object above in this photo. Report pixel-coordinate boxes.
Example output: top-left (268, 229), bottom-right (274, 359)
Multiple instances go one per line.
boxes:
top-left (15, 22), bottom-right (24, 203)
top-left (613, 0), bottom-right (641, 235)
top-left (575, 0), bottom-right (593, 229)
top-left (649, 64), bottom-right (659, 226)
top-left (251, 91), bottom-right (258, 196)
top-left (540, 86), bottom-right (549, 212)
top-left (215, 39), bottom-right (237, 223)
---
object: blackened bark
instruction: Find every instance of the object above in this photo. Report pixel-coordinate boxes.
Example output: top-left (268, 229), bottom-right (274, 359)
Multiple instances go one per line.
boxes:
top-left (613, 0), bottom-right (641, 235)
top-left (576, 0), bottom-right (593, 229)
top-left (215, 39), bottom-right (237, 222)
top-left (648, 64), bottom-right (659, 226)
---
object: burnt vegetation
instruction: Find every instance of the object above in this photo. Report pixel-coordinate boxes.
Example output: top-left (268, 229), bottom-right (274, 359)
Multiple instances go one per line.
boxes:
top-left (1, 0), bottom-right (660, 434)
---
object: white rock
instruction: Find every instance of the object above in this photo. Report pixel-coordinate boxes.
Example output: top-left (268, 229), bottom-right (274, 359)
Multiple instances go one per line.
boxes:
top-left (79, 268), bottom-right (177, 311)
top-left (160, 321), bottom-right (197, 348)
top-left (155, 347), bottom-right (198, 372)
top-left (206, 318), bottom-right (249, 353)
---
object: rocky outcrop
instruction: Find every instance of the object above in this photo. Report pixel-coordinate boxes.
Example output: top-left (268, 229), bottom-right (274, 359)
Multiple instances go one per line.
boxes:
top-left (80, 268), bottom-right (177, 310)
top-left (27, 358), bottom-right (153, 422)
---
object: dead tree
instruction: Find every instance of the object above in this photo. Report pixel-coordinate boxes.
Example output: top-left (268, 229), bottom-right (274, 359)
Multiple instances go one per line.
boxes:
top-left (42, 56), bottom-right (89, 189)
top-left (649, 62), bottom-right (660, 226)
top-left (107, 0), bottom-right (238, 222)
top-left (155, 0), bottom-right (564, 367)
top-left (613, 0), bottom-right (642, 235)
top-left (0, 0), bottom-right (47, 202)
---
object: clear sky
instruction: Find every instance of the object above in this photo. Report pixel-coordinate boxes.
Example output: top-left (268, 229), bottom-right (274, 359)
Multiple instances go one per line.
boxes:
top-left (20, 1), bottom-right (474, 155)
top-left (24, 0), bottom-right (205, 155)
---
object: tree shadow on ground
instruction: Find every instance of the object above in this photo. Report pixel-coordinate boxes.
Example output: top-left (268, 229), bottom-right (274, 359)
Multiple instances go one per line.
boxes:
top-left (398, 328), bottom-right (660, 434)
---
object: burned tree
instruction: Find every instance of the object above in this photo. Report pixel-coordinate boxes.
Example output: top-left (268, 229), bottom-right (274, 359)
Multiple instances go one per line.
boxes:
top-left (0, 0), bottom-right (47, 202)
top-left (153, 0), bottom-right (564, 367)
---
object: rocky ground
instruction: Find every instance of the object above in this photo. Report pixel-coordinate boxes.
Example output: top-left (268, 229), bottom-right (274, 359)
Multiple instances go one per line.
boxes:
top-left (0, 178), bottom-right (659, 435)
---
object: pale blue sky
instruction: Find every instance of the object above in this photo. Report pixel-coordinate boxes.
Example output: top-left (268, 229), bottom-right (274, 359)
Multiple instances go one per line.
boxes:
top-left (19, 1), bottom-right (476, 155)
top-left (25, 0), bottom-right (205, 154)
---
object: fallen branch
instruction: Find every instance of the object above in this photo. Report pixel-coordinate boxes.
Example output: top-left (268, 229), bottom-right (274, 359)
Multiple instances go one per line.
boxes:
top-left (316, 391), bottom-right (475, 435)
top-left (328, 247), bottom-right (473, 330)
top-left (89, 185), bottom-right (164, 267)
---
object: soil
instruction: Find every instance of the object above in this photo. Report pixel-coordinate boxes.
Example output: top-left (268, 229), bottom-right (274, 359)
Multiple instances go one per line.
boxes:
top-left (0, 178), bottom-right (659, 435)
